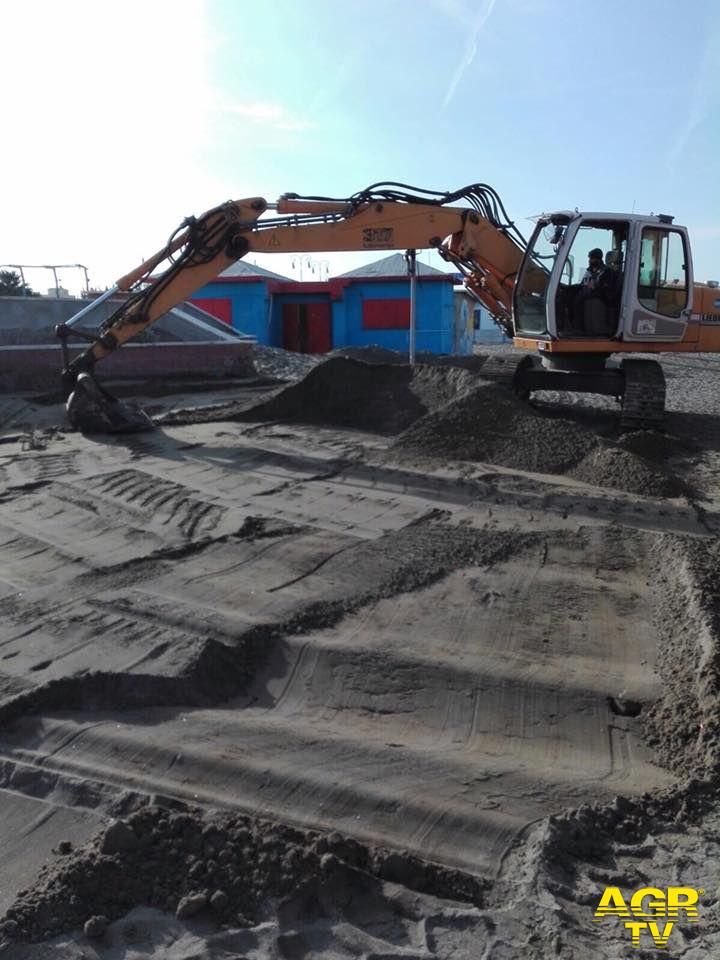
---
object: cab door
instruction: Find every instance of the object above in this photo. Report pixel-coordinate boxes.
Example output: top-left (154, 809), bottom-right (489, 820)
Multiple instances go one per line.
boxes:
top-left (622, 222), bottom-right (693, 341)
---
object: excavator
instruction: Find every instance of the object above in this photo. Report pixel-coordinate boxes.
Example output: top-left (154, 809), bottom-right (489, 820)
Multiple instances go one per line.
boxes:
top-left (56, 182), bottom-right (720, 433)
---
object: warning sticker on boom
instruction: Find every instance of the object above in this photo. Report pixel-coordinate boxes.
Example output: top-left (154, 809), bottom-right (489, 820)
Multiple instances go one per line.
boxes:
top-left (636, 318), bottom-right (657, 335)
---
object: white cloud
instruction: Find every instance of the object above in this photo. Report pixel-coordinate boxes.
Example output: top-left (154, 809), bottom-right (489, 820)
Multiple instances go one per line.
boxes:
top-left (218, 101), bottom-right (311, 132)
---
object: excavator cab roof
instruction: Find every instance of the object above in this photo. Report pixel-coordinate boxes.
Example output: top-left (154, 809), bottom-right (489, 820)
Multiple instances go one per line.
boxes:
top-left (540, 210), bottom-right (680, 228)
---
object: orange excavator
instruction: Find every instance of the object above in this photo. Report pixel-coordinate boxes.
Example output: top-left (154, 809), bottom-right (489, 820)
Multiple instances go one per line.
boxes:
top-left (56, 182), bottom-right (720, 433)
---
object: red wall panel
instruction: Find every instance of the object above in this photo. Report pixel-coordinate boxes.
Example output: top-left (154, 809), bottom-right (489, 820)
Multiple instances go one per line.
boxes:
top-left (362, 298), bottom-right (410, 329)
top-left (190, 297), bottom-right (233, 325)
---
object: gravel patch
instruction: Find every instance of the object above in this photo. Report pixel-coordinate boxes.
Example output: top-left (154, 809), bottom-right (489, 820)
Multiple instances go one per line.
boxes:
top-left (252, 345), bottom-right (321, 381)
top-left (570, 444), bottom-right (686, 498)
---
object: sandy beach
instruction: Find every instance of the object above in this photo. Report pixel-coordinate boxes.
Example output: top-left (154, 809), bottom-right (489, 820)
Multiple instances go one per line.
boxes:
top-left (1, 346), bottom-right (719, 958)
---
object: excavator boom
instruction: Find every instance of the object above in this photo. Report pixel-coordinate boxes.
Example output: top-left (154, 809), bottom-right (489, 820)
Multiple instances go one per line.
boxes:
top-left (57, 183), bottom-right (528, 431)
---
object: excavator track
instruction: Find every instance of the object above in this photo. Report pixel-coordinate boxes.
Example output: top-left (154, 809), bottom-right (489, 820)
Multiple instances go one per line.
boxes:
top-left (480, 353), bottom-right (666, 434)
top-left (619, 358), bottom-right (666, 432)
top-left (478, 354), bottom-right (533, 392)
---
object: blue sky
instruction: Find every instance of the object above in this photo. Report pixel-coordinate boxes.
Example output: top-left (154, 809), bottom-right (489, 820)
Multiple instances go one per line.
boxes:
top-left (1, 0), bottom-right (718, 292)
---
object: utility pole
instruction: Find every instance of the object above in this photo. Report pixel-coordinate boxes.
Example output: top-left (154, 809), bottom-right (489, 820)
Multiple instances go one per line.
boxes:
top-left (405, 249), bottom-right (417, 365)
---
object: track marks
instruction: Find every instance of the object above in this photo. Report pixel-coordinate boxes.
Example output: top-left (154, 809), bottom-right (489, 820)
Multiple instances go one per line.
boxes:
top-left (76, 469), bottom-right (226, 539)
top-left (0, 521), bottom-right (533, 731)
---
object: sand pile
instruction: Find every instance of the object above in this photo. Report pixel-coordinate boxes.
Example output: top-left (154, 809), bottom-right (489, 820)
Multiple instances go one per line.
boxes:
top-left (390, 381), bottom-right (690, 497)
top-left (234, 357), bottom-right (478, 434)
top-left (0, 807), bottom-right (485, 945)
top-left (158, 354), bottom-right (691, 497)
top-left (618, 428), bottom-right (702, 463)
top-left (570, 444), bottom-right (685, 498)
top-left (252, 344), bottom-right (321, 381)
top-left (332, 345), bottom-right (488, 371)
top-left (574, 428), bottom-right (699, 498)
top-left (391, 383), bottom-right (598, 473)
top-left (159, 358), bottom-right (477, 432)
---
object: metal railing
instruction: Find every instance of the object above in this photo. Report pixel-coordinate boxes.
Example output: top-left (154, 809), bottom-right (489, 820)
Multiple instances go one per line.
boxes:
top-left (0, 263), bottom-right (90, 297)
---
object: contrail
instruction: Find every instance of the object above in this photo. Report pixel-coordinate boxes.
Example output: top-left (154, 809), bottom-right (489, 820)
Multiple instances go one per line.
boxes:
top-left (666, 30), bottom-right (717, 176)
top-left (442, 0), bottom-right (498, 109)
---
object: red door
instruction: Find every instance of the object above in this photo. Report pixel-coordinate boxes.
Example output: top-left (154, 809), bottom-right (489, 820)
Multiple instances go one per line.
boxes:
top-left (307, 302), bottom-right (331, 353)
top-left (282, 304), bottom-right (300, 351)
top-left (282, 302), bottom-right (331, 353)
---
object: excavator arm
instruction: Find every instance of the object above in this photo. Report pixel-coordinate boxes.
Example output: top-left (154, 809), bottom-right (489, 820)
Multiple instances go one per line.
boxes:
top-left (58, 183), bottom-right (528, 432)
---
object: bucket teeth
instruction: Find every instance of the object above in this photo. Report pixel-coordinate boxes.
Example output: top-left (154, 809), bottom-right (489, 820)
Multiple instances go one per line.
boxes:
top-left (66, 373), bottom-right (155, 434)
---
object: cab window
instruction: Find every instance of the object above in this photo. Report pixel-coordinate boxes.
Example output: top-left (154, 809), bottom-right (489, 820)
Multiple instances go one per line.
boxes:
top-left (554, 222), bottom-right (627, 338)
top-left (514, 224), bottom-right (558, 335)
top-left (637, 229), bottom-right (688, 318)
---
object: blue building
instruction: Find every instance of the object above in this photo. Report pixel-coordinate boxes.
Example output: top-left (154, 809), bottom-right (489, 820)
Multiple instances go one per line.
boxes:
top-left (190, 253), bottom-right (463, 354)
top-left (189, 260), bottom-right (290, 339)
top-left (453, 286), bottom-right (512, 350)
top-left (332, 255), bottom-right (456, 354)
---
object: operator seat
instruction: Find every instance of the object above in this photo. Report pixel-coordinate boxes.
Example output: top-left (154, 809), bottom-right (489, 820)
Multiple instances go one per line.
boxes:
top-left (582, 297), bottom-right (612, 336)
top-left (603, 249), bottom-right (624, 333)
top-left (575, 252), bottom-right (623, 336)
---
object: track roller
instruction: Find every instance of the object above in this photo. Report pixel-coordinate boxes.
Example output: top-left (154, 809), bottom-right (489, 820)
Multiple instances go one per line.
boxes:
top-left (479, 354), bottom-right (533, 398)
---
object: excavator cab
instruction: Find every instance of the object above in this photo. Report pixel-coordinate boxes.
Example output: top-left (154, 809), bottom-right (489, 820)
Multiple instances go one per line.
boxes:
top-left (513, 212), bottom-right (694, 352)
top-left (510, 211), bottom-right (695, 429)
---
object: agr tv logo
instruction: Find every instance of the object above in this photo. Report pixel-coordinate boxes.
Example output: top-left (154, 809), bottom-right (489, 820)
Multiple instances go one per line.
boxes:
top-left (593, 886), bottom-right (702, 948)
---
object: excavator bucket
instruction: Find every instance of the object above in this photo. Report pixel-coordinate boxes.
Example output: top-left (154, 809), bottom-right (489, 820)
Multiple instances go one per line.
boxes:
top-left (66, 373), bottom-right (154, 434)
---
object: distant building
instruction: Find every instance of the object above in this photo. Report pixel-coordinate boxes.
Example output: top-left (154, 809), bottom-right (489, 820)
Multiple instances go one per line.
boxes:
top-left (474, 302), bottom-right (512, 345)
top-left (453, 288), bottom-right (477, 355)
top-left (0, 295), bottom-right (254, 392)
top-left (453, 287), bottom-right (510, 348)
top-left (189, 260), bottom-right (290, 331)
top-left (191, 253), bottom-right (464, 354)
top-left (331, 254), bottom-right (456, 354)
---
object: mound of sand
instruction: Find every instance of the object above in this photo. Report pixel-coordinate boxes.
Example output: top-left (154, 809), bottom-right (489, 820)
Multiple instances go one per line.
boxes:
top-left (570, 444), bottom-right (685, 498)
top-left (617, 428), bottom-right (702, 462)
top-left (234, 357), bottom-right (478, 435)
top-left (391, 383), bottom-right (598, 474)
top-left (332, 345), bottom-right (488, 372)
top-left (391, 383), bottom-right (690, 497)
top-left (157, 357), bottom-right (476, 431)
top-left (162, 355), bottom-right (690, 497)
